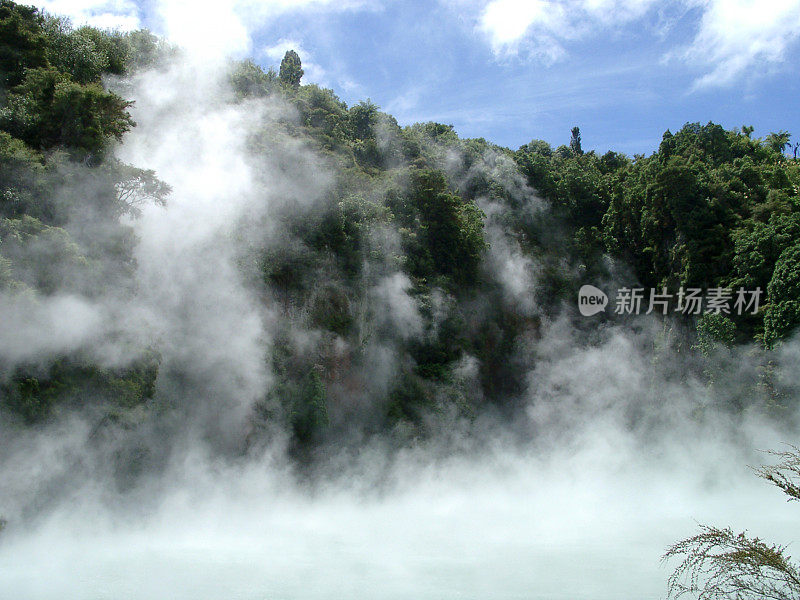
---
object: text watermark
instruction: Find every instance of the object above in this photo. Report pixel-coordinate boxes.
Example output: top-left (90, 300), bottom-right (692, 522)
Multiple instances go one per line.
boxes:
top-left (578, 286), bottom-right (762, 316)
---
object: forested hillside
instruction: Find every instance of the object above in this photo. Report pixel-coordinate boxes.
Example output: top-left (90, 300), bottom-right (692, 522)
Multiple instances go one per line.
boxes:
top-left (0, 1), bottom-right (169, 425)
top-left (1, 0), bottom-right (798, 454)
top-left (3, 2), bottom-right (800, 597)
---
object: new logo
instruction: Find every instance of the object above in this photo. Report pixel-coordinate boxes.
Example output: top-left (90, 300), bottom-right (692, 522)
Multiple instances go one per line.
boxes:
top-left (578, 285), bottom-right (608, 316)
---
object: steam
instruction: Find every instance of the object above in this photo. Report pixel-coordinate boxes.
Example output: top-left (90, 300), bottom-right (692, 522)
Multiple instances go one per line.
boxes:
top-left (0, 412), bottom-right (795, 599)
top-left (0, 7), bottom-right (798, 600)
top-left (0, 293), bottom-right (104, 364)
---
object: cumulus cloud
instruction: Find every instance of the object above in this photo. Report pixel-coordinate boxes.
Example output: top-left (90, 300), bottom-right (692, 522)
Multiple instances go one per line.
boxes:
top-left (477, 0), bottom-right (659, 59)
top-left (474, 0), bottom-right (800, 87)
top-left (479, 0), bottom-right (567, 61)
top-left (28, 0), bottom-right (142, 30)
top-left (30, 0), bottom-right (798, 92)
top-left (677, 0), bottom-right (800, 89)
top-left (152, 0), bottom-right (372, 59)
top-left (31, 0), bottom-right (371, 60)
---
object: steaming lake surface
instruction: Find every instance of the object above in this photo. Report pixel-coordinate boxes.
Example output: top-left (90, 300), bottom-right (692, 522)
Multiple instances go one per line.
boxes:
top-left (0, 436), bottom-right (794, 600)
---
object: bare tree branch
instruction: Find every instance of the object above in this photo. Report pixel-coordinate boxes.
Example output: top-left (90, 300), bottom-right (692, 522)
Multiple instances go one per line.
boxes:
top-left (664, 446), bottom-right (800, 600)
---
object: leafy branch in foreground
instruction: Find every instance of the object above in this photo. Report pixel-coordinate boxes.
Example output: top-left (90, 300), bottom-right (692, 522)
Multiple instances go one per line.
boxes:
top-left (755, 446), bottom-right (800, 502)
top-left (664, 525), bottom-right (800, 600)
top-left (663, 446), bottom-right (800, 600)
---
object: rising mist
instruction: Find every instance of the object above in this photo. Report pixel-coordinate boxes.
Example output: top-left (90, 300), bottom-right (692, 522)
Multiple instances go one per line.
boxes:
top-left (0, 2), bottom-right (798, 599)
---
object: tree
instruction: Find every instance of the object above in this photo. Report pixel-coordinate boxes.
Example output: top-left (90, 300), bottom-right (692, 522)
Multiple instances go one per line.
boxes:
top-left (123, 29), bottom-right (173, 71)
top-left (229, 59), bottom-right (274, 98)
top-left (763, 243), bottom-right (800, 348)
top-left (765, 131), bottom-right (791, 155)
top-left (42, 17), bottom-right (110, 84)
top-left (349, 99), bottom-right (378, 141)
top-left (0, 67), bottom-right (134, 157)
top-left (664, 446), bottom-right (800, 600)
top-left (112, 163), bottom-right (171, 216)
top-left (279, 49), bottom-right (303, 88)
top-left (405, 169), bottom-right (488, 288)
top-left (569, 126), bottom-right (583, 155)
top-left (521, 139), bottom-right (553, 157)
top-left (0, 0), bottom-right (48, 87)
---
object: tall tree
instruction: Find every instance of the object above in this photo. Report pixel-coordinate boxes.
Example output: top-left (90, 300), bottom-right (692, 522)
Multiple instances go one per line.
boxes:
top-left (279, 49), bottom-right (303, 88)
top-left (765, 130), bottom-right (791, 154)
top-left (569, 126), bottom-right (583, 155)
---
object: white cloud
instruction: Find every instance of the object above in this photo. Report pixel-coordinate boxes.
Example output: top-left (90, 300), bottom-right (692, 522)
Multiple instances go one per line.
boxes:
top-left (474, 0), bottom-right (800, 86)
top-left (29, 0), bottom-right (141, 30)
top-left (481, 0), bottom-right (554, 48)
top-left (477, 0), bottom-right (659, 59)
top-left (32, 0), bottom-right (371, 60)
top-left (82, 11), bottom-right (140, 30)
top-left (153, 0), bottom-right (371, 59)
top-left (679, 0), bottom-right (800, 89)
top-left (155, 0), bottom-right (253, 59)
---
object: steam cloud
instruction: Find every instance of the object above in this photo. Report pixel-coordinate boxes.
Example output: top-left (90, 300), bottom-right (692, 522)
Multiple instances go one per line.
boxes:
top-left (0, 4), bottom-right (797, 599)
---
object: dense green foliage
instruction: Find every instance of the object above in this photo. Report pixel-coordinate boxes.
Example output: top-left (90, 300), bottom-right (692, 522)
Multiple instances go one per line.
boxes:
top-left (764, 243), bottom-right (800, 348)
top-left (391, 169), bottom-right (487, 289)
top-left (1, 0), bottom-right (798, 449)
top-left (278, 49), bottom-right (303, 88)
top-left (0, 1), bottom-right (168, 424)
top-left (516, 122), bottom-right (800, 344)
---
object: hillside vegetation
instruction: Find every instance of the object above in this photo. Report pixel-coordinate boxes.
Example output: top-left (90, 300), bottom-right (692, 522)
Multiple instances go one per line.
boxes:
top-left (1, 0), bottom-right (799, 449)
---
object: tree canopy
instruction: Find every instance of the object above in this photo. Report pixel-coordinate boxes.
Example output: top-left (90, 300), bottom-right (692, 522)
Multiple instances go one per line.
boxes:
top-left (279, 49), bottom-right (303, 87)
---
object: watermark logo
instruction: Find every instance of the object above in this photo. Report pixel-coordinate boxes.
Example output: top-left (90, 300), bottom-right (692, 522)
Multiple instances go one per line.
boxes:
top-left (578, 284), bottom-right (608, 316)
top-left (577, 285), bottom-right (762, 316)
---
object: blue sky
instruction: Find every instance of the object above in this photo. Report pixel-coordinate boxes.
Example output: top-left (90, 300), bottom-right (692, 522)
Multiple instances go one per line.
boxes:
top-left (31, 0), bottom-right (800, 155)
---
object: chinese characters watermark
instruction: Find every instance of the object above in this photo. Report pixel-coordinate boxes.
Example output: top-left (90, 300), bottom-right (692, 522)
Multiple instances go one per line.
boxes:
top-left (578, 286), bottom-right (762, 316)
